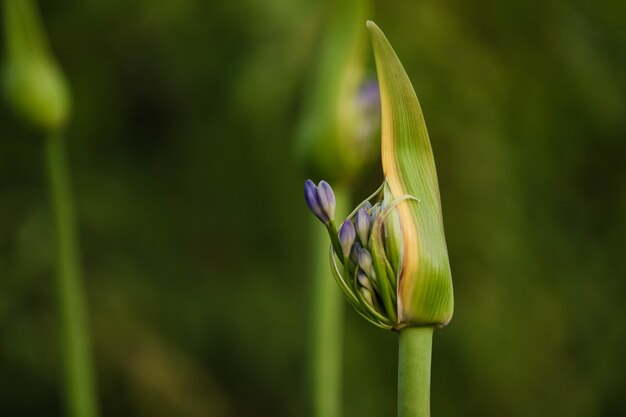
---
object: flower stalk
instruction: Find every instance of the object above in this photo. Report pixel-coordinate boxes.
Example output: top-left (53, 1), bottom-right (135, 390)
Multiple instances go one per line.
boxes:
top-left (3, 2), bottom-right (99, 416)
top-left (398, 327), bottom-right (433, 417)
top-left (307, 186), bottom-right (350, 417)
top-left (45, 133), bottom-right (99, 417)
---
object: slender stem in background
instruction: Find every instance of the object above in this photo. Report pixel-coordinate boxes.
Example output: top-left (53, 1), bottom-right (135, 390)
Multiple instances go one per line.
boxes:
top-left (45, 133), bottom-right (99, 417)
top-left (308, 186), bottom-right (350, 417)
top-left (398, 326), bottom-right (434, 417)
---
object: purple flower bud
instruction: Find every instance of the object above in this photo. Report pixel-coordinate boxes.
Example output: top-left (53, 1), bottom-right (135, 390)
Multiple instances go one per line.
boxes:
top-left (355, 207), bottom-right (372, 245)
top-left (317, 180), bottom-right (336, 222)
top-left (362, 201), bottom-right (373, 212)
top-left (304, 179), bottom-right (328, 223)
top-left (370, 203), bottom-right (381, 221)
top-left (338, 220), bottom-right (356, 258)
top-left (356, 246), bottom-right (374, 277)
top-left (357, 270), bottom-right (373, 291)
top-left (350, 241), bottom-right (361, 265)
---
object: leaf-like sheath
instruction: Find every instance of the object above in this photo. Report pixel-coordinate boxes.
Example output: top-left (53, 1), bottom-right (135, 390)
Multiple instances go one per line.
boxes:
top-left (367, 21), bottom-right (453, 327)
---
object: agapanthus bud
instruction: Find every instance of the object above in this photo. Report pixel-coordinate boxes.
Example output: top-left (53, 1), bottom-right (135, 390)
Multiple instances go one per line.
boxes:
top-left (306, 23), bottom-right (453, 332)
top-left (356, 246), bottom-right (374, 278)
top-left (350, 241), bottom-right (361, 265)
top-left (338, 219), bottom-right (356, 258)
top-left (357, 270), bottom-right (373, 291)
top-left (360, 287), bottom-right (374, 307)
top-left (355, 207), bottom-right (372, 245)
top-left (304, 179), bottom-right (326, 223)
top-left (304, 179), bottom-right (336, 224)
top-left (317, 180), bottom-right (336, 222)
top-left (370, 203), bottom-right (381, 221)
top-left (3, 0), bottom-right (71, 131)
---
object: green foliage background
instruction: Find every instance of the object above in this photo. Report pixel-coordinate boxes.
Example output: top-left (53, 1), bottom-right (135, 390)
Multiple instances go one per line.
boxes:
top-left (1, 0), bottom-right (625, 416)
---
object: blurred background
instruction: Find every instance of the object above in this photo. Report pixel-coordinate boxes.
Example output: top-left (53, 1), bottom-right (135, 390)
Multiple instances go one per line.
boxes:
top-left (1, 0), bottom-right (625, 416)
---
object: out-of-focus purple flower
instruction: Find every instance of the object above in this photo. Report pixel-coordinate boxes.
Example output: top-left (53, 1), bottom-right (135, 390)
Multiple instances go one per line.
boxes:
top-left (304, 179), bottom-right (336, 224)
top-left (338, 219), bottom-right (356, 258)
top-left (354, 79), bottom-right (382, 146)
top-left (357, 79), bottom-right (381, 111)
top-left (355, 207), bottom-right (372, 245)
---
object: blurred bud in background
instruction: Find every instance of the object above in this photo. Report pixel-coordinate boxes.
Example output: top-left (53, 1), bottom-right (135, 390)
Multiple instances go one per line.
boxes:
top-left (3, 0), bottom-right (71, 132)
top-left (295, 0), bottom-right (378, 183)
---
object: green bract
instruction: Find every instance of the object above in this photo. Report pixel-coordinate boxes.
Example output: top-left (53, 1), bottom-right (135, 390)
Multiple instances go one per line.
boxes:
top-left (305, 21), bottom-right (453, 330)
top-left (368, 21), bottom-right (453, 328)
top-left (3, 0), bottom-right (71, 131)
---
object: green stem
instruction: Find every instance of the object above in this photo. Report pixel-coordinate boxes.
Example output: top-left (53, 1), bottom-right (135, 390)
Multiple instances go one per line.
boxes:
top-left (398, 326), bottom-right (434, 417)
top-left (45, 133), bottom-right (99, 417)
top-left (308, 187), bottom-right (350, 417)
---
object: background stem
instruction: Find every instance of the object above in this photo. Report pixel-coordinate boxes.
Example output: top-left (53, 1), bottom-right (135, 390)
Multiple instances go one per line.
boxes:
top-left (398, 326), bottom-right (434, 417)
top-left (307, 186), bottom-right (350, 417)
top-left (45, 134), bottom-right (99, 417)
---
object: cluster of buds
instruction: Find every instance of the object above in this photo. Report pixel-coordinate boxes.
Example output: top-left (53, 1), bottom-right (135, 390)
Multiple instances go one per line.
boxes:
top-left (306, 179), bottom-right (415, 330)
top-left (304, 21), bottom-right (454, 331)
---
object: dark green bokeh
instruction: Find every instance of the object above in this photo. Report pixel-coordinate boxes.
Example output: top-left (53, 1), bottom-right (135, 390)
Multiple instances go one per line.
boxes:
top-left (1, 1), bottom-right (624, 416)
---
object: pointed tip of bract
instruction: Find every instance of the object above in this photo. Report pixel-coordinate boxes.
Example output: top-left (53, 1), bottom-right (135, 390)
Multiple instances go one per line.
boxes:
top-left (366, 20), bottom-right (387, 43)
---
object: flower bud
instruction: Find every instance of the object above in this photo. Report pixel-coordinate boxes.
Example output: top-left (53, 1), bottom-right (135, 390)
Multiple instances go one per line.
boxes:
top-left (317, 180), bottom-right (336, 222)
top-left (370, 203), bottom-right (381, 221)
top-left (360, 287), bottom-right (374, 308)
top-left (357, 270), bottom-right (373, 291)
top-left (304, 179), bottom-right (327, 223)
top-left (338, 219), bottom-right (356, 259)
top-left (306, 22), bottom-right (453, 331)
top-left (3, 0), bottom-right (71, 131)
top-left (355, 207), bottom-right (371, 245)
top-left (304, 179), bottom-right (336, 224)
top-left (356, 246), bottom-right (374, 279)
top-left (350, 241), bottom-right (361, 265)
